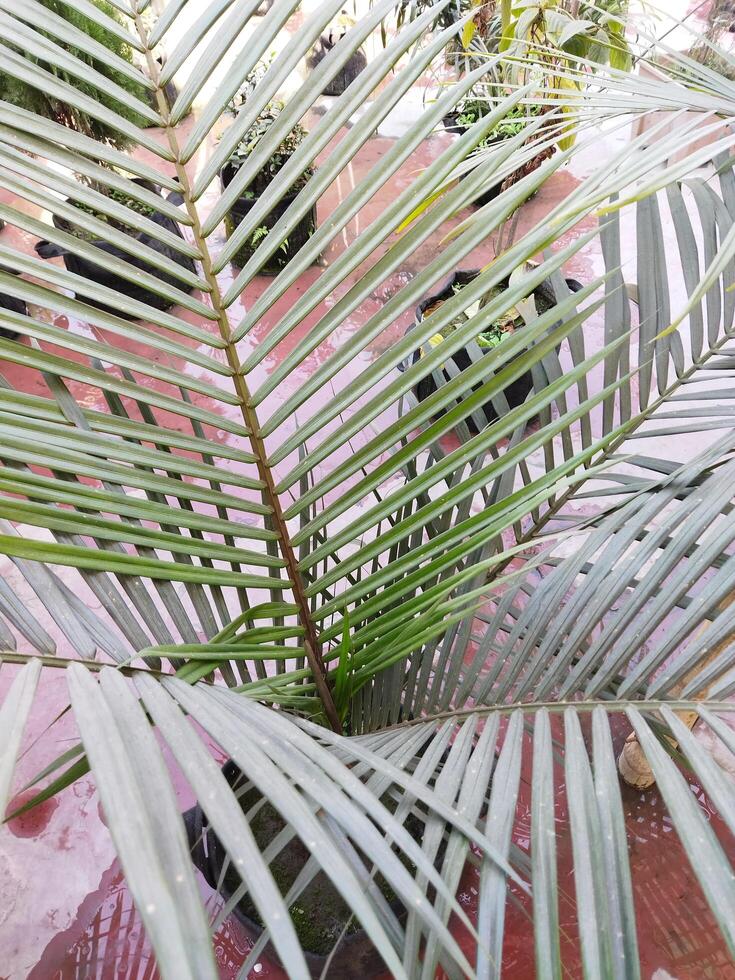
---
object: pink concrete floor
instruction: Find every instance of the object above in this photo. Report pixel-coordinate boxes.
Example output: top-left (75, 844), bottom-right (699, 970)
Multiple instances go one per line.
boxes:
top-left (1, 105), bottom-right (734, 979)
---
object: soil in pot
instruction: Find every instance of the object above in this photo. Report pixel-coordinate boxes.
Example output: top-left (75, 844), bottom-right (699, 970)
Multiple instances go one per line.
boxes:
top-left (221, 162), bottom-right (317, 275)
top-left (401, 269), bottom-right (583, 434)
top-left (184, 761), bottom-right (429, 979)
top-left (33, 180), bottom-right (196, 317)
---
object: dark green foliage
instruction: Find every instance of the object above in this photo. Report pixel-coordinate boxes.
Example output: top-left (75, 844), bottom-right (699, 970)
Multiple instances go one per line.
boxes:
top-left (225, 59), bottom-right (313, 195)
top-left (0, 0), bottom-right (149, 146)
top-left (396, 0), bottom-right (473, 31)
top-left (223, 101), bottom-right (317, 272)
top-left (226, 102), bottom-right (312, 196)
top-left (455, 99), bottom-right (543, 146)
top-left (66, 187), bottom-right (158, 240)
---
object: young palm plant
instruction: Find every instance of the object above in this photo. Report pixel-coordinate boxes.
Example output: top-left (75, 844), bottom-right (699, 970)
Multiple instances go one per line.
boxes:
top-left (2, 1), bottom-right (735, 977)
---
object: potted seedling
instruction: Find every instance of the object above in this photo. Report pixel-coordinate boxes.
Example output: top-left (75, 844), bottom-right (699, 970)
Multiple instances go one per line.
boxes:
top-left (180, 630), bottom-right (442, 978)
top-left (183, 761), bottom-right (428, 979)
top-left (2, 0), bottom-right (195, 315)
top-left (443, 98), bottom-right (552, 207)
top-left (220, 102), bottom-right (318, 275)
top-left (307, 11), bottom-right (367, 96)
top-left (34, 182), bottom-right (196, 317)
top-left (439, 0), bottom-right (632, 205)
top-left (400, 266), bottom-right (583, 433)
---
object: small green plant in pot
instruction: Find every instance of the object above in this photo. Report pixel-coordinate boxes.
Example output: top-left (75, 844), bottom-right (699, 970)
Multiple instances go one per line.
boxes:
top-left (221, 102), bottom-right (318, 275)
top-left (400, 264), bottom-right (583, 433)
top-left (0, 0), bottom-right (160, 324)
top-left (180, 624), bottom-right (433, 978)
top-left (2, 0), bottom-right (196, 315)
top-left (444, 0), bottom-right (633, 205)
top-left (443, 98), bottom-right (550, 206)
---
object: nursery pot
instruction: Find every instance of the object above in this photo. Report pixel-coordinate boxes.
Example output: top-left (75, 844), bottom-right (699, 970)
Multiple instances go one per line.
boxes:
top-left (441, 114), bottom-right (505, 208)
top-left (399, 269), bottom-right (583, 434)
top-left (33, 178), bottom-right (196, 318)
top-left (441, 111), bottom-right (464, 134)
top-left (183, 760), bottom-right (419, 979)
top-left (307, 37), bottom-right (367, 97)
top-left (0, 263), bottom-right (28, 338)
top-left (0, 287), bottom-right (27, 340)
top-left (220, 162), bottom-right (318, 275)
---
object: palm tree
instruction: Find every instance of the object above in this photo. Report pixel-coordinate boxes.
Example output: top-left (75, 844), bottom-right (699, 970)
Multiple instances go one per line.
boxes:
top-left (2, 1), bottom-right (735, 977)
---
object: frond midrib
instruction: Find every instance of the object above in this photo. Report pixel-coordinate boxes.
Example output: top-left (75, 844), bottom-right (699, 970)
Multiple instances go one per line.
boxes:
top-left (362, 696), bottom-right (735, 732)
top-left (130, 10), bottom-right (340, 730)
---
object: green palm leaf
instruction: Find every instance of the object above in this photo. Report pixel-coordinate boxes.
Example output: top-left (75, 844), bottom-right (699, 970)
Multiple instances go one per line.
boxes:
top-left (2, 1), bottom-right (735, 976)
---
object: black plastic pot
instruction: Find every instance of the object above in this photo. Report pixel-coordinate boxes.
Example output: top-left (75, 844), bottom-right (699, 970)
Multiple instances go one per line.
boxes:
top-left (400, 269), bottom-right (584, 433)
top-left (33, 180), bottom-right (196, 318)
top-left (441, 111), bottom-right (463, 134)
top-left (307, 35), bottom-right (367, 96)
top-left (441, 115), bottom-right (506, 207)
top-left (220, 162), bottom-right (317, 275)
top-left (183, 761), bottom-right (407, 979)
top-left (0, 288), bottom-right (27, 339)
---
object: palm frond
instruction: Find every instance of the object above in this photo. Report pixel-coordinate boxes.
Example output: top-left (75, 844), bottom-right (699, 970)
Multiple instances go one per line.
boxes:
top-left (2, 0), bottom-right (735, 976)
top-left (6, 660), bottom-right (735, 977)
